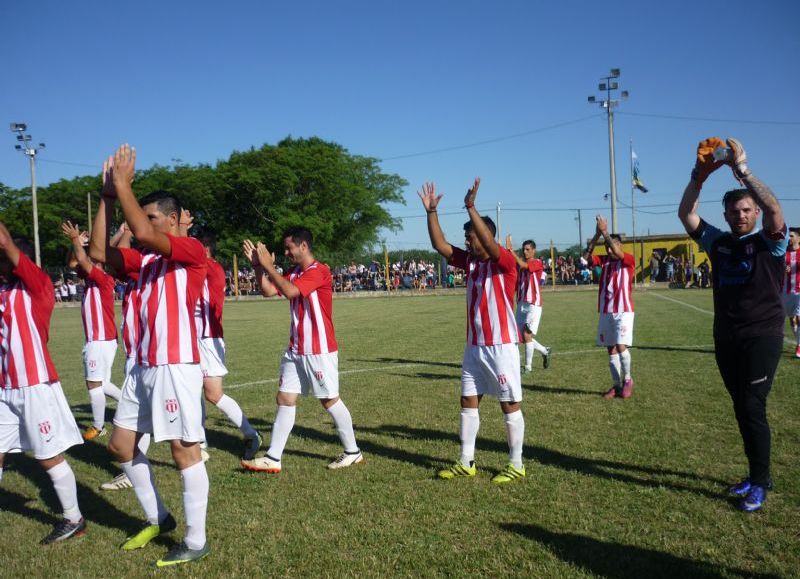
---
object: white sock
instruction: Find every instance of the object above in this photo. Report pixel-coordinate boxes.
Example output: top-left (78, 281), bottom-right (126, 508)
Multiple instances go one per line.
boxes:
top-left (138, 433), bottom-right (151, 455)
top-left (459, 408), bottom-right (480, 465)
top-left (215, 394), bottom-right (257, 438)
top-left (0, 466), bottom-right (3, 482)
top-left (504, 410), bottom-right (525, 469)
top-left (102, 381), bottom-right (121, 401)
top-left (120, 454), bottom-right (168, 525)
top-left (619, 350), bottom-right (632, 380)
top-left (88, 387), bottom-right (105, 429)
top-left (524, 342), bottom-right (534, 369)
top-left (531, 339), bottom-right (548, 355)
top-left (608, 354), bottom-right (621, 386)
top-left (794, 325), bottom-right (800, 345)
top-left (180, 461), bottom-right (209, 550)
top-left (326, 400), bottom-right (359, 453)
top-left (47, 461), bottom-right (82, 523)
top-left (267, 405), bottom-right (296, 461)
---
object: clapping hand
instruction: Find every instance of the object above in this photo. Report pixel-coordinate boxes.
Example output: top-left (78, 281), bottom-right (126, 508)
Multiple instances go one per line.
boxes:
top-left (464, 177), bottom-right (480, 208)
top-left (417, 182), bottom-right (442, 213)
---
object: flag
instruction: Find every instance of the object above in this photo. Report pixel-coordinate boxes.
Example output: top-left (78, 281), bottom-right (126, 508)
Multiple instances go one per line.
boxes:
top-left (632, 150), bottom-right (649, 193)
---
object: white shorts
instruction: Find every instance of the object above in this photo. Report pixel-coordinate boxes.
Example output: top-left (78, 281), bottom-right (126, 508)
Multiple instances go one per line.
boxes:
top-left (83, 340), bottom-right (118, 382)
top-left (461, 344), bottom-right (522, 403)
top-left (113, 363), bottom-right (205, 443)
top-left (124, 356), bottom-right (136, 380)
top-left (783, 293), bottom-right (800, 317)
top-left (279, 349), bottom-right (340, 399)
top-left (0, 382), bottom-right (83, 460)
top-left (596, 312), bottom-right (635, 347)
top-left (199, 337), bottom-right (228, 378)
top-left (516, 303), bottom-right (543, 335)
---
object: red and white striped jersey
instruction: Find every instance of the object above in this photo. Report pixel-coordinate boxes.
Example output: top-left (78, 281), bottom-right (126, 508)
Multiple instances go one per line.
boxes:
top-left (785, 249), bottom-right (800, 295)
top-left (79, 266), bottom-right (117, 342)
top-left (517, 258), bottom-right (544, 306)
top-left (196, 258), bottom-right (225, 339)
top-left (119, 235), bottom-right (207, 367)
top-left (0, 253), bottom-right (59, 388)
top-left (120, 273), bottom-right (139, 359)
top-left (592, 253), bottom-right (635, 313)
top-left (285, 261), bottom-right (338, 355)
top-left (450, 247), bottom-right (518, 346)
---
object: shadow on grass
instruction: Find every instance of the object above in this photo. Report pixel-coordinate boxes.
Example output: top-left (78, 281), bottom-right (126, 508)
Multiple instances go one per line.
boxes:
top-left (635, 345), bottom-right (715, 355)
top-left (349, 356), bottom-right (462, 370)
top-left (500, 523), bottom-right (780, 579)
top-left (523, 382), bottom-right (598, 396)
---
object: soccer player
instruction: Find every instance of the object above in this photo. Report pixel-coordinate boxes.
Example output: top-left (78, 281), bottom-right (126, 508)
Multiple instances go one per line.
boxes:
top-left (239, 228), bottom-right (363, 473)
top-left (196, 232), bottom-right (261, 459)
top-left (678, 136), bottom-right (787, 512)
top-left (89, 146), bottom-right (210, 566)
top-left (421, 178), bottom-right (525, 484)
top-left (61, 221), bottom-right (122, 440)
top-left (0, 222), bottom-right (86, 545)
top-left (584, 216), bottom-right (636, 399)
top-left (505, 235), bottom-right (551, 373)
top-left (783, 227), bottom-right (800, 358)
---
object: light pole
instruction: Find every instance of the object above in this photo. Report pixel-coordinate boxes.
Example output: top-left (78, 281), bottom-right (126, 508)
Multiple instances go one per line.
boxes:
top-left (587, 68), bottom-right (628, 234)
top-left (10, 123), bottom-right (46, 267)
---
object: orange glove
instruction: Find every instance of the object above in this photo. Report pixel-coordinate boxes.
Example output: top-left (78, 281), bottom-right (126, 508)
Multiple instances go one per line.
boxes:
top-left (691, 137), bottom-right (726, 184)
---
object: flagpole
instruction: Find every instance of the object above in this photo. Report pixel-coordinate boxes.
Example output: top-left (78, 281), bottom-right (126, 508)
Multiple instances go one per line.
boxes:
top-left (630, 139), bottom-right (638, 286)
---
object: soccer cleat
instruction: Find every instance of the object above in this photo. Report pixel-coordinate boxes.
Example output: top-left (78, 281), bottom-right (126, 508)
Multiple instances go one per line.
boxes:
top-left (437, 460), bottom-right (476, 480)
top-left (603, 386), bottom-right (620, 400)
top-left (242, 432), bottom-right (262, 461)
top-left (543, 347), bottom-right (552, 369)
top-left (621, 377), bottom-right (634, 399)
top-left (156, 541), bottom-right (210, 567)
top-left (83, 425), bottom-right (107, 441)
top-left (521, 366), bottom-right (532, 375)
top-left (100, 472), bottom-right (133, 491)
top-left (40, 518), bottom-right (86, 545)
top-left (738, 485), bottom-right (767, 512)
top-left (491, 463), bottom-right (526, 484)
top-left (241, 455), bottom-right (282, 473)
top-left (728, 478), bottom-right (773, 497)
top-left (200, 449), bottom-right (210, 463)
top-left (795, 345), bottom-right (800, 359)
top-left (121, 513), bottom-right (177, 551)
top-left (328, 451), bottom-right (364, 469)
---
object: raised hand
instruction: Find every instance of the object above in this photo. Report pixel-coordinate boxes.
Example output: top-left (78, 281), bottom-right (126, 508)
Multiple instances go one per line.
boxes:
top-left (242, 239), bottom-right (259, 265)
top-left (596, 215), bottom-right (608, 235)
top-left (179, 209), bottom-right (194, 234)
top-left (505, 234), bottom-right (513, 250)
top-left (112, 144), bottom-right (136, 188)
top-left (78, 231), bottom-right (90, 246)
top-left (692, 137), bottom-right (726, 184)
top-left (417, 182), bottom-right (443, 212)
top-left (255, 242), bottom-right (275, 268)
top-left (0, 222), bottom-right (12, 250)
top-left (61, 221), bottom-right (82, 240)
top-left (101, 156), bottom-right (116, 199)
top-left (464, 177), bottom-right (481, 208)
top-left (726, 137), bottom-right (751, 181)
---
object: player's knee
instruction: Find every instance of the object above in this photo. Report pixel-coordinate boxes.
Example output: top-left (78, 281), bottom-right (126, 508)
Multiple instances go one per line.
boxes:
top-left (204, 389), bottom-right (222, 404)
top-left (320, 396), bottom-right (340, 409)
top-left (86, 380), bottom-right (102, 390)
top-left (460, 395), bottom-right (480, 409)
top-left (108, 438), bottom-right (131, 462)
top-left (276, 392), bottom-right (297, 406)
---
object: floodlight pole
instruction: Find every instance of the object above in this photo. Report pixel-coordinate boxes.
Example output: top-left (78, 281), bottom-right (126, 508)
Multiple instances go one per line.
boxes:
top-left (9, 123), bottom-right (45, 267)
top-left (587, 69), bottom-right (628, 234)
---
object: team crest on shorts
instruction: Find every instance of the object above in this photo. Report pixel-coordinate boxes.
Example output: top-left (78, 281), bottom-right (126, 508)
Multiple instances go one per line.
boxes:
top-left (165, 398), bottom-right (179, 414)
top-left (314, 370), bottom-right (325, 383)
top-left (39, 420), bottom-right (52, 435)
top-left (497, 374), bottom-right (508, 385)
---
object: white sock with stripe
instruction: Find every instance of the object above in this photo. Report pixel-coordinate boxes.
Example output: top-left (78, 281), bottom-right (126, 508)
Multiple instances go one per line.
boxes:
top-left (608, 354), bottom-right (621, 386)
top-left (266, 405), bottom-right (296, 461)
top-left (47, 461), bottom-right (82, 523)
top-left (531, 339), bottom-right (548, 355)
top-left (459, 408), bottom-right (480, 466)
top-left (619, 350), bottom-right (632, 380)
top-left (524, 342), bottom-right (534, 369)
top-left (88, 387), bottom-right (105, 429)
top-left (138, 433), bottom-right (151, 455)
top-left (326, 400), bottom-right (359, 453)
top-left (215, 394), bottom-right (257, 438)
top-left (102, 381), bottom-right (121, 401)
top-left (180, 461), bottom-right (208, 550)
top-left (121, 454), bottom-right (168, 525)
top-left (504, 410), bottom-right (525, 469)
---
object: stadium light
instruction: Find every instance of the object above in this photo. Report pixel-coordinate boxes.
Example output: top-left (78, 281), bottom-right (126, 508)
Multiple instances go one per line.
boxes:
top-left (9, 122), bottom-right (45, 267)
top-left (586, 68), bottom-right (629, 234)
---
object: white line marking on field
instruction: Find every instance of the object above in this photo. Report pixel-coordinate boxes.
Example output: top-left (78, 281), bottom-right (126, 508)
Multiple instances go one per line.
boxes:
top-left (226, 362), bottom-right (428, 391)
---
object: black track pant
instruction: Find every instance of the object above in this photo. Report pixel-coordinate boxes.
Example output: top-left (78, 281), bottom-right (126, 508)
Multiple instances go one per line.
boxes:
top-left (714, 335), bottom-right (783, 486)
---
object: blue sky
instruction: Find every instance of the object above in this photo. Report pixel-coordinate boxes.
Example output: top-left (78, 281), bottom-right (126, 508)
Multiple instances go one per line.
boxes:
top-left (1, 1), bottom-right (798, 252)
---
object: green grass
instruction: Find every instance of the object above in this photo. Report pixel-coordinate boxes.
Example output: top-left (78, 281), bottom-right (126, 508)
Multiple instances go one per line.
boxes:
top-left (1, 288), bottom-right (799, 578)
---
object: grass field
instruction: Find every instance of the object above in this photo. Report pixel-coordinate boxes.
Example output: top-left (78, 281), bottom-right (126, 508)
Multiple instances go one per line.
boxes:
top-left (1, 287), bottom-right (799, 578)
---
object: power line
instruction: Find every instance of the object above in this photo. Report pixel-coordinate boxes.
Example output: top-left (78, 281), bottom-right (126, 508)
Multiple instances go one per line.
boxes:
top-left (618, 111), bottom-right (800, 126)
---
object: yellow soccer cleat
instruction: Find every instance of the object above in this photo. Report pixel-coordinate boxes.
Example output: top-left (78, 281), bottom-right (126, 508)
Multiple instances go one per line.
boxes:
top-left (491, 463), bottom-right (526, 485)
top-left (82, 425), bottom-right (107, 441)
top-left (437, 460), bottom-right (476, 480)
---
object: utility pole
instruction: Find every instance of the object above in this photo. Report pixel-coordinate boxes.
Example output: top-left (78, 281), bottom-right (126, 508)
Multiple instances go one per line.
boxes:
top-left (587, 69), bottom-right (628, 234)
top-left (575, 209), bottom-right (583, 252)
top-left (9, 123), bottom-right (46, 267)
top-left (496, 202), bottom-right (501, 242)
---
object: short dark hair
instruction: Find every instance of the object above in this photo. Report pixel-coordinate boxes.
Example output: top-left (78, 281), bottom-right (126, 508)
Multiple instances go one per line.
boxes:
top-left (522, 239), bottom-right (536, 250)
top-left (139, 190), bottom-right (182, 218)
top-left (609, 233), bottom-right (622, 242)
top-left (463, 216), bottom-right (497, 237)
top-left (722, 188), bottom-right (757, 210)
top-left (283, 226), bottom-right (313, 250)
top-left (201, 232), bottom-right (216, 254)
top-left (789, 227), bottom-right (799, 235)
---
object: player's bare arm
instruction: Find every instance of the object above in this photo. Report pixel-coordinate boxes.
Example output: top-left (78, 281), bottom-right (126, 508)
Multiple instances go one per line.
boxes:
top-left (465, 177), bottom-right (501, 261)
top-left (61, 221), bottom-right (94, 275)
top-left (110, 223), bottom-right (133, 250)
top-left (419, 182), bottom-right (453, 259)
top-left (679, 137), bottom-right (727, 235)
top-left (179, 209), bottom-right (194, 238)
top-left (505, 234), bottom-right (528, 269)
top-left (112, 144), bottom-right (174, 257)
top-left (596, 215), bottom-right (624, 259)
top-left (242, 239), bottom-right (278, 297)
top-left (257, 242), bottom-right (301, 299)
top-left (726, 138), bottom-right (784, 235)
top-left (89, 157), bottom-right (125, 273)
top-left (0, 222), bottom-right (21, 267)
